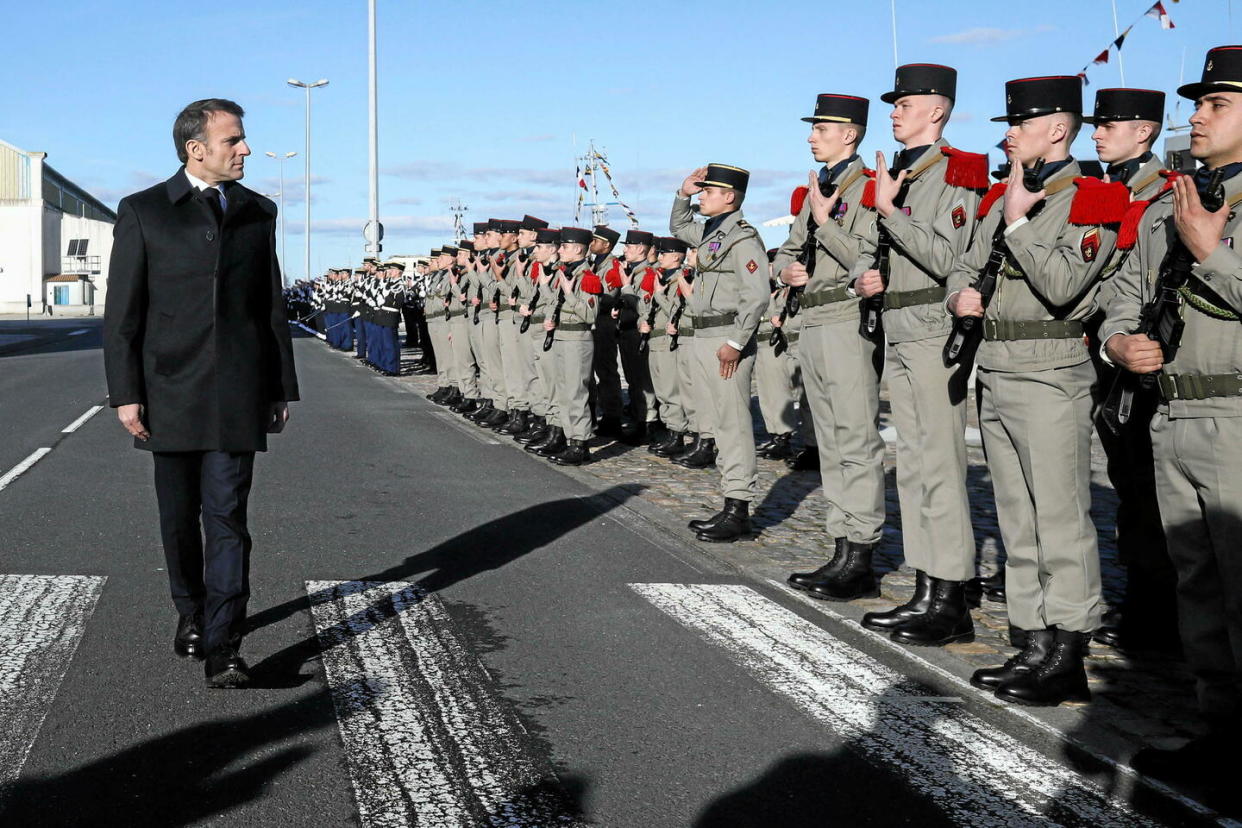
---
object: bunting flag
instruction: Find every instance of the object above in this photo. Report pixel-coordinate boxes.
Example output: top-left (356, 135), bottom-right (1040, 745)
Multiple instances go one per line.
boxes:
top-left (1077, 2), bottom-right (1179, 86)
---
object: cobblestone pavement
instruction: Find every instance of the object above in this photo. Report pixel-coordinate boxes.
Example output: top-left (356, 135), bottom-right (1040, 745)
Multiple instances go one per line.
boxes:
top-left (376, 337), bottom-right (1201, 769)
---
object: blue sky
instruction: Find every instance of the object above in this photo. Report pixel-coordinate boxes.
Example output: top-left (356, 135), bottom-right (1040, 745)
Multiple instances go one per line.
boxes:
top-left (2, 0), bottom-right (1235, 279)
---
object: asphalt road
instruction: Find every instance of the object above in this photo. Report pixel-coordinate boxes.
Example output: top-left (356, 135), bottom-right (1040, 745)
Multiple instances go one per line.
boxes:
top-left (0, 319), bottom-right (1212, 827)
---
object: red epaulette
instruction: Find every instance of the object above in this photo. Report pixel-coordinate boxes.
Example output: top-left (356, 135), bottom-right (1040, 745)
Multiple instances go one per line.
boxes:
top-left (530, 262), bottom-right (541, 282)
top-left (581, 269), bottom-right (603, 295)
top-left (639, 268), bottom-right (657, 296)
top-left (790, 185), bottom-right (809, 216)
top-left (942, 147), bottom-right (990, 190)
top-left (1069, 178), bottom-right (1130, 226)
top-left (861, 170), bottom-right (879, 209)
top-left (1158, 170), bottom-right (1182, 194)
top-left (977, 182), bottom-right (1007, 219)
top-left (1116, 201), bottom-right (1152, 250)
top-left (604, 259), bottom-right (623, 289)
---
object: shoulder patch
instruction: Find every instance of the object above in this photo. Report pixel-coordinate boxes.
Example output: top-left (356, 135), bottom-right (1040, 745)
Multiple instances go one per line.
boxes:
top-left (951, 203), bottom-right (966, 229)
top-left (746, 259), bottom-right (758, 273)
top-left (1080, 227), bottom-right (1101, 262)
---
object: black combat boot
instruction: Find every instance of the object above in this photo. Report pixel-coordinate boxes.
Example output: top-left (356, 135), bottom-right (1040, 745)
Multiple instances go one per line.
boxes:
top-left (442, 387), bottom-right (463, 407)
top-left (806, 541), bottom-right (879, 601)
top-left (995, 627), bottom-right (1091, 706)
top-left (787, 448), bottom-right (820, 471)
top-left (514, 416), bottom-right (546, 443)
top-left (755, 435), bottom-right (779, 456)
top-left (689, 503), bottom-right (728, 532)
top-left (668, 432), bottom-right (699, 459)
top-left (498, 410), bottom-right (529, 435)
top-left (530, 427), bottom-right (566, 457)
top-left (482, 406), bottom-right (510, 428)
top-left (862, 570), bottom-right (934, 631)
top-left (1009, 625), bottom-right (1031, 649)
top-left (428, 386), bottom-right (450, 403)
top-left (970, 628), bottom-right (1054, 690)
top-left (890, 578), bottom-right (975, 646)
top-left (652, 431), bottom-right (688, 458)
top-left (596, 416), bottom-right (624, 440)
top-left (787, 538), bottom-right (846, 590)
top-left (645, 421), bottom-right (668, 446)
top-left (674, 437), bottom-right (716, 469)
top-left (550, 439), bottom-right (591, 466)
top-left (466, 399), bottom-right (494, 422)
top-left (695, 498), bottom-right (751, 542)
top-left (450, 395), bottom-right (477, 414)
top-left (964, 576), bottom-right (983, 609)
top-left (762, 432), bottom-right (793, 460)
top-left (620, 420), bottom-right (647, 446)
top-left (981, 569), bottom-right (1006, 603)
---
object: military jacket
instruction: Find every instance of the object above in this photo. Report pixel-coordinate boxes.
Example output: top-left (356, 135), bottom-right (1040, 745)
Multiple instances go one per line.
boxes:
top-left (773, 156), bottom-right (878, 326)
top-left (545, 259), bottom-right (601, 342)
top-left (669, 197), bottom-right (769, 347)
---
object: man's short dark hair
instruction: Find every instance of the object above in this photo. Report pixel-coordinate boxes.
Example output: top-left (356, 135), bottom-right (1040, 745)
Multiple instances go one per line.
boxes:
top-left (173, 98), bottom-right (245, 163)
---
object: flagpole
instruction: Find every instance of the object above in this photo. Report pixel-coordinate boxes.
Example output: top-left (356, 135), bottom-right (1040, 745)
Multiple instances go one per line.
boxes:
top-left (1111, 0), bottom-right (1127, 85)
top-left (889, 0), bottom-right (899, 69)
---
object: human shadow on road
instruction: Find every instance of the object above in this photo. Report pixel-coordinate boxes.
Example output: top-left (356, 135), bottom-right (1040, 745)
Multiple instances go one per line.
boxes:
top-left (751, 470), bottom-right (820, 532)
top-left (242, 484), bottom-right (642, 688)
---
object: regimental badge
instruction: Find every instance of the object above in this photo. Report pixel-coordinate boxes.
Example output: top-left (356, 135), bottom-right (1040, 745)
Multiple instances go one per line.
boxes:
top-left (746, 259), bottom-right (758, 273)
top-left (1223, 237), bottom-right (1234, 248)
top-left (831, 201), bottom-right (849, 223)
top-left (1081, 228), bottom-right (1101, 262)
top-left (588, 297), bottom-right (595, 307)
top-left (708, 241), bottom-right (722, 253)
top-left (901, 206), bottom-right (912, 216)
top-left (951, 204), bottom-right (966, 229)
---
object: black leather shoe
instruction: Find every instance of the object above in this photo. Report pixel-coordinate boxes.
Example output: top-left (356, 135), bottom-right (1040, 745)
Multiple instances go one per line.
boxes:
top-left (788, 539), bottom-right (845, 590)
top-left (645, 422), bottom-right (668, 446)
top-left (862, 570), bottom-right (933, 631)
top-left (688, 505), bottom-right (728, 532)
top-left (466, 400), bottom-right (494, 422)
top-left (498, 410), bottom-right (528, 435)
top-left (995, 628), bottom-right (1091, 706)
top-left (890, 579), bottom-right (975, 646)
top-left (964, 576), bottom-right (983, 609)
top-left (1009, 625), bottom-right (1031, 649)
top-left (982, 569), bottom-right (1007, 603)
top-left (652, 431), bottom-right (687, 457)
top-left (1091, 608), bottom-right (1124, 648)
top-left (428, 386), bottom-right (450, 403)
top-left (204, 646), bottom-right (251, 689)
top-left (761, 432), bottom-right (793, 460)
top-left (596, 417), bottom-right (624, 440)
top-left (786, 448), bottom-right (820, 471)
top-left (530, 427), bottom-right (566, 456)
top-left (675, 437), bottom-right (717, 468)
top-left (549, 439), bottom-right (591, 466)
top-left (970, 628), bottom-right (1054, 690)
top-left (174, 614), bottom-right (204, 660)
top-left (696, 498), bottom-right (751, 542)
top-left (482, 407), bottom-right (510, 428)
top-left (755, 435), bottom-right (779, 455)
top-left (806, 541), bottom-right (879, 601)
top-left (451, 397), bottom-right (480, 415)
top-left (620, 421), bottom-right (647, 446)
top-left (442, 387), bottom-right (463, 407)
top-left (514, 416), bottom-right (546, 443)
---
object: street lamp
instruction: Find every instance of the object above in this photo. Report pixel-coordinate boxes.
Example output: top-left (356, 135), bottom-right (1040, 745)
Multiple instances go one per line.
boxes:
top-left (264, 151), bottom-right (297, 283)
top-left (287, 78), bottom-right (328, 282)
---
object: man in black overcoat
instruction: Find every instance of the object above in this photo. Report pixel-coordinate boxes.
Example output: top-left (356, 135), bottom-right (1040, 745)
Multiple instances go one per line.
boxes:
top-left (103, 98), bottom-right (299, 688)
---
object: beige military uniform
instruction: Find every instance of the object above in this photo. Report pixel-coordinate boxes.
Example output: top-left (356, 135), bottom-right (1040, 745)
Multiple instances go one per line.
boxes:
top-left (670, 196), bottom-right (770, 501)
top-left (547, 259), bottom-right (600, 441)
top-left (478, 255), bottom-right (508, 411)
top-left (755, 288), bottom-right (802, 436)
top-left (1103, 170), bottom-right (1242, 717)
top-left (462, 265), bottom-right (492, 402)
top-left (670, 272), bottom-right (698, 435)
top-left (644, 267), bottom-right (692, 433)
top-left (949, 161), bottom-right (1121, 632)
top-left (498, 250), bottom-right (538, 412)
top-left (424, 269), bottom-right (455, 390)
top-left (446, 268), bottom-right (479, 399)
top-left (522, 260), bottom-right (559, 423)
top-left (849, 140), bottom-right (982, 578)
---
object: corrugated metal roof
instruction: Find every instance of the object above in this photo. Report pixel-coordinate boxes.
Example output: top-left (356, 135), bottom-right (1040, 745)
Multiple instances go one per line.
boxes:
top-left (0, 140), bottom-right (32, 201)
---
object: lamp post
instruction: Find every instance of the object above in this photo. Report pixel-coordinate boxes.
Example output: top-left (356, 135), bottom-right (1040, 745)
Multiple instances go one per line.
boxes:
top-left (365, 0), bottom-right (381, 258)
top-left (264, 151), bottom-right (297, 284)
top-left (287, 78), bottom-right (329, 282)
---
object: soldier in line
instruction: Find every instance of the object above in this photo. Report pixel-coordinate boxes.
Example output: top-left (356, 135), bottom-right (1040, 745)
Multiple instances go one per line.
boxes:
top-left (754, 259), bottom-right (812, 462)
top-left (642, 237), bottom-right (695, 458)
top-left (410, 258), bottom-right (434, 374)
top-left (1102, 46), bottom-right (1242, 795)
top-left (949, 76), bottom-right (1123, 706)
top-left (516, 227), bottom-right (564, 447)
top-left (850, 65), bottom-right (990, 646)
top-left (370, 260), bottom-right (407, 376)
top-left (461, 223), bottom-right (494, 413)
top-left (588, 225), bottom-right (625, 438)
top-left (473, 220), bottom-right (514, 428)
top-left (671, 164), bottom-right (770, 542)
top-left (616, 229), bottom-right (660, 444)
top-left (439, 245), bottom-right (479, 410)
top-left (351, 260), bottom-right (373, 361)
top-left (425, 249), bottom-right (459, 405)
top-left (492, 216), bottom-right (548, 436)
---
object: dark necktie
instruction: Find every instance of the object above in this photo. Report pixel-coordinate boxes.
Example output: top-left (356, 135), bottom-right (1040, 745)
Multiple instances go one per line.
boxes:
top-left (200, 186), bottom-right (223, 225)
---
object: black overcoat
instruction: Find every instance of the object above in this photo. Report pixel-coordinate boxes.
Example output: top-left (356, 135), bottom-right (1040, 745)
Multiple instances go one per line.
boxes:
top-left (103, 168), bottom-right (300, 452)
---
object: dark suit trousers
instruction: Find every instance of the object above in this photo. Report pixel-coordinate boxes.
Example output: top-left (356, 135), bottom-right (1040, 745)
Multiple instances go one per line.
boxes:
top-left (153, 451), bottom-right (255, 652)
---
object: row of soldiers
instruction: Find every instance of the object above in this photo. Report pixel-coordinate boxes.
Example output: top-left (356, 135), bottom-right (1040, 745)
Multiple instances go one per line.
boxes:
top-left (290, 47), bottom-right (1242, 804)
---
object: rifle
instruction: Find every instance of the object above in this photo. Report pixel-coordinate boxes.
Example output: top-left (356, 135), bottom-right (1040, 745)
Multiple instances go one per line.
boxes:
top-left (543, 267), bottom-right (567, 352)
top-left (638, 276), bottom-right (663, 353)
top-left (1100, 168), bottom-right (1227, 432)
top-left (668, 294), bottom-right (688, 352)
top-left (772, 179), bottom-right (835, 354)
top-left (860, 165), bottom-right (920, 340)
top-left (943, 158), bottom-right (1046, 365)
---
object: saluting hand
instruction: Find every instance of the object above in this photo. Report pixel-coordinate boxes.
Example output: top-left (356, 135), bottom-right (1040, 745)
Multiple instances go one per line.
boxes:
top-left (679, 167), bottom-right (708, 197)
top-left (806, 170), bottom-right (840, 226)
top-left (873, 152), bottom-right (908, 219)
top-left (1173, 175), bottom-right (1230, 263)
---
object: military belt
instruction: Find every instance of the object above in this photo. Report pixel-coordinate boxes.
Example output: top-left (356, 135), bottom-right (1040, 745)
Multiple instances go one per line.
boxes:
top-left (784, 331), bottom-right (800, 345)
top-left (528, 315), bottom-right (544, 326)
top-left (693, 313), bottom-right (736, 330)
top-left (557, 322), bottom-right (592, 332)
top-left (800, 287), bottom-right (852, 309)
top-left (982, 318), bottom-right (1085, 341)
top-left (447, 309), bottom-right (468, 319)
top-left (883, 286), bottom-right (946, 309)
top-left (1157, 372), bottom-right (1242, 401)
top-left (649, 329), bottom-right (668, 339)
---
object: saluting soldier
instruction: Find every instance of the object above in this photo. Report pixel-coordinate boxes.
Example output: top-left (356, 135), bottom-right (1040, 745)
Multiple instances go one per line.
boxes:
top-left (671, 164), bottom-right (770, 542)
top-left (537, 226), bottom-right (602, 465)
top-left (1083, 88), bottom-right (1179, 653)
top-left (589, 225), bottom-right (625, 437)
top-left (644, 237), bottom-right (695, 457)
top-left (1103, 47), bottom-right (1242, 789)
top-left (848, 64), bottom-right (990, 645)
top-left (516, 227), bottom-right (563, 446)
top-left (950, 76), bottom-right (1126, 705)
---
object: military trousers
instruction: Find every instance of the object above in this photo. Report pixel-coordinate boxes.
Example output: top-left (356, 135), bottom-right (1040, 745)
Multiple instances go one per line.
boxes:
top-left (354, 312), bottom-right (368, 358)
top-left (692, 333), bottom-right (758, 502)
top-left (756, 339), bottom-right (801, 436)
top-left (1151, 411), bottom-right (1242, 720)
top-left (553, 337), bottom-right (594, 441)
top-left (799, 320), bottom-right (885, 545)
top-left (481, 315), bottom-right (508, 411)
top-left (648, 336), bottom-right (688, 433)
top-left (978, 362), bottom-right (1102, 633)
top-left (427, 318), bottom-right (453, 388)
top-left (592, 316), bottom-right (624, 420)
top-left (499, 314), bottom-right (536, 412)
top-left (529, 325), bottom-right (558, 421)
top-left (448, 317), bottom-right (479, 398)
top-left (886, 336), bottom-right (975, 581)
top-left (466, 307), bottom-right (492, 401)
top-left (618, 327), bottom-right (656, 423)
top-left (675, 334), bottom-right (699, 435)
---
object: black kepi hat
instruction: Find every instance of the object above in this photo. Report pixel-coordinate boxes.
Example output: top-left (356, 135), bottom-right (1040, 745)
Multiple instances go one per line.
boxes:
top-left (1083, 88), bottom-right (1165, 124)
top-left (1179, 45), bottom-right (1242, 99)
top-left (535, 228), bottom-right (561, 245)
top-left (880, 64), bottom-right (957, 104)
top-left (441, 244), bottom-right (458, 255)
top-left (655, 236), bottom-right (689, 254)
top-left (521, 214), bottom-right (549, 230)
top-left (991, 76), bottom-right (1083, 122)
top-left (696, 163), bottom-right (750, 192)
top-left (459, 240), bottom-right (475, 251)
top-left (802, 94), bottom-right (869, 126)
top-left (497, 219), bottom-right (521, 234)
top-left (592, 225), bottom-right (621, 245)
top-left (561, 226), bottom-right (594, 246)
top-left (472, 221), bottom-right (488, 235)
top-left (624, 229), bottom-right (654, 246)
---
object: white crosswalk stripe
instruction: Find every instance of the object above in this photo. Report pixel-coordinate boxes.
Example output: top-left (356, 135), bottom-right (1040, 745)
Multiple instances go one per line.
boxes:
top-left (0, 574), bottom-right (105, 791)
top-left (632, 582), bottom-right (1156, 827)
top-left (307, 580), bottom-right (583, 828)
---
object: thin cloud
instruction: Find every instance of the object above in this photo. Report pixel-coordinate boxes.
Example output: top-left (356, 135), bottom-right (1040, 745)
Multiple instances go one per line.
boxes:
top-left (929, 25), bottom-right (1054, 45)
top-left (286, 214), bottom-right (456, 236)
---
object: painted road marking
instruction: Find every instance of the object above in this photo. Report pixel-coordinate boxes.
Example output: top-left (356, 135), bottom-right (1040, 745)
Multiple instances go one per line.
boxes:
top-left (0, 449), bottom-right (52, 494)
top-left (632, 583), bottom-right (1156, 827)
top-left (307, 580), bottom-right (582, 828)
top-left (0, 575), bottom-right (106, 792)
top-left (66, 329), bottom-right (89, 337)
top-left (61, 405), bottom-right (103, 434)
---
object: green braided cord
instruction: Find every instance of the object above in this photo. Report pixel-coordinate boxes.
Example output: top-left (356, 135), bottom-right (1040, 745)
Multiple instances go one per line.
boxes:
top-left (1179, 284), bottom-right (1240, 321)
